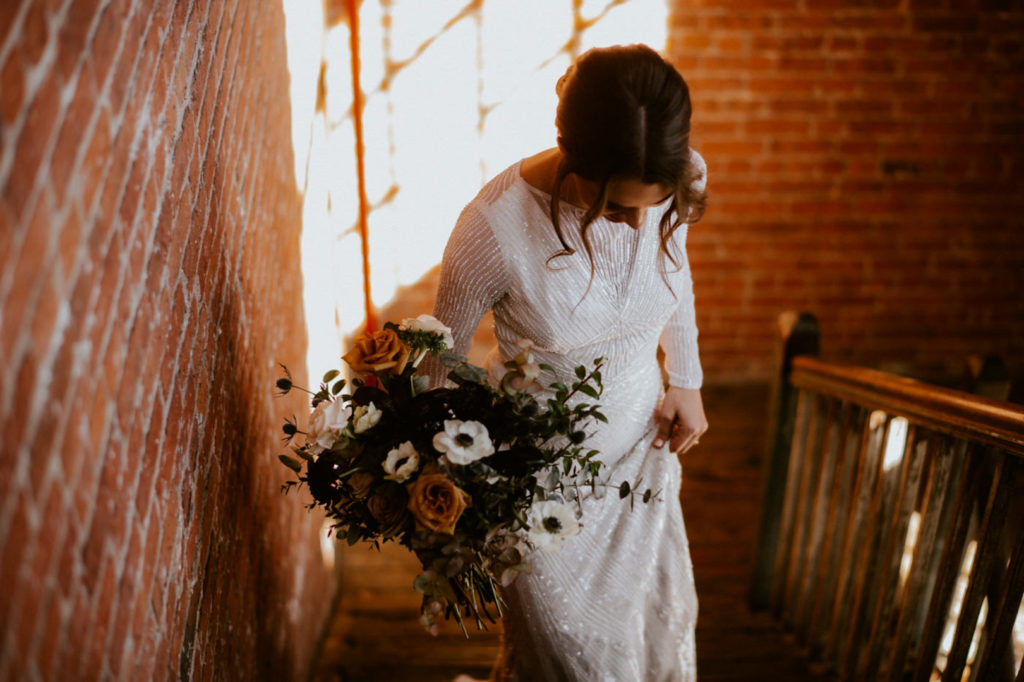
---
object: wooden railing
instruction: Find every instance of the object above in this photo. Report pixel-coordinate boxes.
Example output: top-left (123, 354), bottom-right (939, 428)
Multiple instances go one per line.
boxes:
top-left (751, 313), bottom-right (1024, 682)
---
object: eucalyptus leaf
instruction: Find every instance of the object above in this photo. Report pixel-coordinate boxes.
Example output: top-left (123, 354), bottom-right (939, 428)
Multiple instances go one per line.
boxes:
top-left (449, 362), bottom-right (487, 384)
top-left (412, 375), bottom-right (431, 395)
top-left (278, 454), bottom-right (303, 473)
top-left (436, 577), bottom-right (457, 602)
top-left (414, 571), bottom-right (436, 594)
top-left (445, 556), bottom-right (465, 578)
top-left (438, 350), bottom-right (470, 367)
top-left (618, 481), bottom-right (631, 498)
top-left (323, 369), bottom-right (340, 383)
top-left (346, 527), bottom-right (361, 546)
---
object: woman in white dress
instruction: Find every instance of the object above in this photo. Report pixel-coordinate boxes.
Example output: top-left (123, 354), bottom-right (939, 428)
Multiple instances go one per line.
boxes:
top-left (433, 44), bottom-right (708, 681)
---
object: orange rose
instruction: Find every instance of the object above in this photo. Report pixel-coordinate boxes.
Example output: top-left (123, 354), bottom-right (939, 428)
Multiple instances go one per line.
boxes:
top-left (406, 473), bottom-right (471, 535)
top-left (343, 328), bottom-right (412, 375)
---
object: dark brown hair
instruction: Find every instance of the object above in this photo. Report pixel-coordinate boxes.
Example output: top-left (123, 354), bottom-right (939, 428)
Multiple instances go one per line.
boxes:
top-left (548, 44), bottom-right (706, 276)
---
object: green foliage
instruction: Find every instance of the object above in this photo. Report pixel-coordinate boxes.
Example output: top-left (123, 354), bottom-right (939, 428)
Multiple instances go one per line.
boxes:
top-left (273, 339), bottom-right (625, 635)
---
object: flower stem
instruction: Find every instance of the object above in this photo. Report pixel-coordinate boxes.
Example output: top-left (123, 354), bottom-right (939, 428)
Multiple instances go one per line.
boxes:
top-left (556, 360), bottom-right (605, 406)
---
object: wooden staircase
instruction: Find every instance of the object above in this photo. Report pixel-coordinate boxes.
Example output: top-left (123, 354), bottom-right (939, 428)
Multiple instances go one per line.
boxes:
top-left (313, 384), bottom-right (836, 681)
top-left (312, 312), bottom-right (1023, 682)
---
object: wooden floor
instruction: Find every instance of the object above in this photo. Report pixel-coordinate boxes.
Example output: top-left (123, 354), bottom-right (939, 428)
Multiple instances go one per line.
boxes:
top-left (313, 384), bottom-right (838, 682)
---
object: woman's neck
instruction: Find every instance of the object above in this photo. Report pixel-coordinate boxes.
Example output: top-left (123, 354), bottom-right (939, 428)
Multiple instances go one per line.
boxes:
top-left (520, 148), bottom-right (589, 209)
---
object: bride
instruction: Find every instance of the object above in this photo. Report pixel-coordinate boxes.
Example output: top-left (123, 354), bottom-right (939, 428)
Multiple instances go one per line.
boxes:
top-left (432, 44), bottom-right (708, 681)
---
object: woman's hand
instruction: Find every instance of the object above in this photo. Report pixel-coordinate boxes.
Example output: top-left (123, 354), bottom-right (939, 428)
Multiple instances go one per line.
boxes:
top-left (652, 386), bottom-right (708, 453)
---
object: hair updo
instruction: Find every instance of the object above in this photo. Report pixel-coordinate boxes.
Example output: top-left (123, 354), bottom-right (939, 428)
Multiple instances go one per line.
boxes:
top-left (548, 44), bottom-right (706, 274)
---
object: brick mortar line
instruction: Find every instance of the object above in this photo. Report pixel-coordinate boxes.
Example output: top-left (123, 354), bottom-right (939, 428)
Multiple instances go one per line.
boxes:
top-left (0, 0), bottom-right (85, 207)
top-left (15, 3), bottom-right (207, 674)
top-left (0, 2), bottom-right (30, 66)
top-left (0, 0), bottom-right (124, 432)
top-left (0, 0), bottom-right (77, 343)
top-left (15, 0), bottom-right (170, 545)
top-left (0, 0), bottom-right (151, 543)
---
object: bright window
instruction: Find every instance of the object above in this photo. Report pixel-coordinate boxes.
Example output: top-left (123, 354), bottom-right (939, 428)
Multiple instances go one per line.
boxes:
top-left (284, 0), bottom-right (668, 378)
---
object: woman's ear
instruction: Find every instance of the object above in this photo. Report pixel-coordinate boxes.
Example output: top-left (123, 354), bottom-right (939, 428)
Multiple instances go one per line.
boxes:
top-left (555, 64), bottom-right (576, 97)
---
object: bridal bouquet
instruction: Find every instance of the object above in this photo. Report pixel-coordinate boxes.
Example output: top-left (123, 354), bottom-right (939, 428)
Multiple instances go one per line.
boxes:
top-left (275, 315), bottom-right (617, 634)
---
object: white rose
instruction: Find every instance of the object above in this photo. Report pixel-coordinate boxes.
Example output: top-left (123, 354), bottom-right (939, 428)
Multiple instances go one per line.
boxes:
top-left (308, 399), bottom-right (349, 450)
top-left (352, 402), bottom-right (382, 434)
top-left (400, 314), bottom-right (455, 350)
top-left (432, 419), bottom-right (495, 465)
top-left (382, 441), bottom-right (420, 482)
top-left (527, 499), bottom-right (580, 552)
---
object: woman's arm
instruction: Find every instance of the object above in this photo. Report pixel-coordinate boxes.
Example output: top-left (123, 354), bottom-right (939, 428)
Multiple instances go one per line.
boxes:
top-left (654, 150), bottom-right (709, 453)
top-left (424, 204), bottom-right (509, 386)
top-left (654, 249), bottom-right (708, 453)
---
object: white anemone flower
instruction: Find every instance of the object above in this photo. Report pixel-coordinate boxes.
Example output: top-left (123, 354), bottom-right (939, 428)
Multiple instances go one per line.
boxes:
top-left (352, 402), bottom-right (382, 434)
top-left (308, 399), bottom-right (349, 450)
top-left (382, 441), bottom-right (420, 482)
top-left (527, 500), bottom-right (580, 552)
top-left (432, 419), bottom-right (495, 465)
top-left (400, 314), bottom-right (455, 350)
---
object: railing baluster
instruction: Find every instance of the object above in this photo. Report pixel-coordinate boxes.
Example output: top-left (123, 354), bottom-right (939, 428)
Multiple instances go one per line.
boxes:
top-left (912, 442), bottom-right (986, 682)
top-left (887, 437), bottom-right (967, 681)
top-left (784, 394), bottom-right (831, 628)
top-left (772, 388), bottom-right (813, 615)
top-left (862, 428), bottom-right (929, 679)
top-left (754, 323), bottom-right (1024, 682)
top-left (752, 313), bottom-right (821, 610)
top-left (972, 466), bottom-right (1024, 681)
top-left (825, 410), bottom-right (887, 667)
top-left (795, 399), bottom-right (847, 643)
top-left (808, 405), bottom-right (865, 658)
top-left (840, 413), bottom-right (901, 678)
top-left (942, 453), bottom-right (1016, 681)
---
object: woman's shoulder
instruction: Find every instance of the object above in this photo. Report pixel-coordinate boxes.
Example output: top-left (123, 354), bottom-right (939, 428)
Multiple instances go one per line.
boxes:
top-left (448, 162), bottom-right (527, 258)
top-left (466, 161), bottom-right (526, 210)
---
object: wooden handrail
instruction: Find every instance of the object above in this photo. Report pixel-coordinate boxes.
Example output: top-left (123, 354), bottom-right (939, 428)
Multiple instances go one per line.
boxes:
top-left (790, 356), bottom-right (1024, 458)
top-left (754, 313), bottom-right (1024, 681)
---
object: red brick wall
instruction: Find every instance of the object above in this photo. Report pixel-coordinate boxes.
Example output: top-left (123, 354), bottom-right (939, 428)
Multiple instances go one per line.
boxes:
top-left (667, 1), bottom-right (1024, 384)
top-left (0, 1), bottom-right (333, 680)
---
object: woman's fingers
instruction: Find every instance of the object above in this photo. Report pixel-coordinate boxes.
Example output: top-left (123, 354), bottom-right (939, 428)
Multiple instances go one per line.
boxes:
top-left (670, 421), bottom-right (705, 453)
top-left (654, 417), bottom-right (705, 452)
top-left (653, 386), bottom-right (708, 452)
top-left (652, 415), bottom-right (674, 449)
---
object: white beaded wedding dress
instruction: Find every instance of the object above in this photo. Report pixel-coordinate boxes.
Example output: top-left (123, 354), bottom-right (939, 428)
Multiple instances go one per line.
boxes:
top-left (432, 151), bottom-right (706, 681)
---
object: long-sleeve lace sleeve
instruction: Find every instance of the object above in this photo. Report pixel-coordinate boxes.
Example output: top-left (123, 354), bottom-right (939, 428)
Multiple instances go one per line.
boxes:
top-left (660, 234), bottom-right (703, 389)
top-left (660, 150), bottom-right (707, 389)
top-left (426, 204), bottom-right (509, 385)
